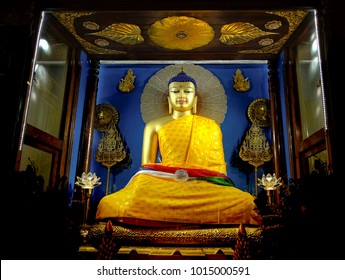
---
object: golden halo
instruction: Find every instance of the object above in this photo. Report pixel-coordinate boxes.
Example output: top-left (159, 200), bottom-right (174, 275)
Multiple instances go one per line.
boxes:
top-left (148, 16), bottom-right (214, 50)
top-left (140, 64), bottom-right (227, 124)
top-left (247, 98), bottom-right (271, 127)
top-left (94, 103), bottom-right (119, 131)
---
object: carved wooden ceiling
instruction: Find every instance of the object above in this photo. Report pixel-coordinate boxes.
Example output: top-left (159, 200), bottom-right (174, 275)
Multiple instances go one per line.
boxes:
top-left (49, 9), bottom-right (312, 61)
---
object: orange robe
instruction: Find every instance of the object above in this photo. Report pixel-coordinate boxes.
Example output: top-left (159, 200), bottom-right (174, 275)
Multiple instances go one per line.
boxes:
top-left (96, 115), bottom-right (261, 226)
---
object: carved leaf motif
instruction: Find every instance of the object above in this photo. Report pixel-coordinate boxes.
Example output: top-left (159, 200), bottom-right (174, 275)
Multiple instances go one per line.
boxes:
top-left (87, 23), bottom-right (144, 45)
top-left (219, 22), bottom-right (277, 45)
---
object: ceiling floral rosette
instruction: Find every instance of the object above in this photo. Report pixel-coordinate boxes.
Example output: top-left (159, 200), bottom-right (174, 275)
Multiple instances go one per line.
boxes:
top-left (148, 16), bottom-right (214, 50)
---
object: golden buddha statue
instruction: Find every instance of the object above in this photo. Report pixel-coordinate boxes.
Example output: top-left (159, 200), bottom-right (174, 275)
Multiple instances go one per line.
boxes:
top-left (96, 69), bottom-right (261, 226)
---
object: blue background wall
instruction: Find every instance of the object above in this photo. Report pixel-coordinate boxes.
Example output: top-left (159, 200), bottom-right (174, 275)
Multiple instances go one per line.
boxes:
top-left (83, 62), bottom-right (272, 205)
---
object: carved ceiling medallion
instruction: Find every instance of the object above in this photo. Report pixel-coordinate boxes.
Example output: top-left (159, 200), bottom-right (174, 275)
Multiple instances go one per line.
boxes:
top-left (148, 16), bottom-right (215, 50)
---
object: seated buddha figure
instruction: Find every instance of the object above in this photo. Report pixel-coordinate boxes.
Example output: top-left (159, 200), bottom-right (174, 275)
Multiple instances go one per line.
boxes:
top-left (96, 70), bottom-right (261, 226)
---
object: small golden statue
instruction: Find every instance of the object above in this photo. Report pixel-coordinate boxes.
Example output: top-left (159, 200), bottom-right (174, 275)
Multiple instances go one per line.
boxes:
top-left (233, 69), bottom-right (250, 92)
top-left (118, 69), bottom-right (135, 92)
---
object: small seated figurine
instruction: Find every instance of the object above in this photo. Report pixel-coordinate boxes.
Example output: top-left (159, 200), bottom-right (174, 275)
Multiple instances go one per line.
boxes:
top-left (96, 70), bottom-right (261, 226)
top-left (118, 69), bottom-right (135, 92)
top-left (233, 69), bottom-right (250, 92)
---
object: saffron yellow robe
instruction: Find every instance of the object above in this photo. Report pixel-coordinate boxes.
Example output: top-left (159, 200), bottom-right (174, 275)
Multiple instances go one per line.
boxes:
top-left (96, 115), bottom-right (261, 226)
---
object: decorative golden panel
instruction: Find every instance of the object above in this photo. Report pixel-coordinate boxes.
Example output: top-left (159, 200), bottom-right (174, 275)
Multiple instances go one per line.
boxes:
top-left (148, 16), bottom-right (214, 50)
top-left (51, 9), bottom-right (311, 60)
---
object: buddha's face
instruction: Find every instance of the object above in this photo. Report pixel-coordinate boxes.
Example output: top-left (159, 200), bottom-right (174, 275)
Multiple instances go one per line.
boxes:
top-left (168, 81), bottom-right (196, 112)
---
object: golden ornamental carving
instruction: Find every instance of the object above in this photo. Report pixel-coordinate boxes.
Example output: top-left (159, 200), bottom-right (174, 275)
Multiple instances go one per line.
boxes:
top-left (95, 39), bottom-right (110, 47)
top-left (95, 103), bottom-right (119, 132)
top-left (265, 20), bottom-right (282, 30)
top-left (239, 121), bottom-right (272, 168)
top-left (83, 21), bottom-right (100, 31)
top-left (118, 69), bottom-right (136, 92)
top-left (259, 38), bottom-right (274, 46)
top-left (95, 120), bottom-right (127, 168)
top-left (233, 69), bottom-right (250, 92)
top-left (117, 246), bottom-right (234, 257)
top-left (247, 98), bottom-right (271, 127)
top-left (86, 23), bottom-right (144, 45)
top-left (241, 10), bottom-right (308, 54)
top-left (52, 12), bottom-right (126, 55)
top-left (89, 222), bottom-right (263, 246)
top-left (94, 105), bottom-right (132, 195)
top-left (148, 16), bottom-right (214, 50)
top-left (239, 121), bottom-right (272, 196)
top-left (219, 22), bottom-right (277, 45)
top-left (95, 119), bottom-right (128, 195)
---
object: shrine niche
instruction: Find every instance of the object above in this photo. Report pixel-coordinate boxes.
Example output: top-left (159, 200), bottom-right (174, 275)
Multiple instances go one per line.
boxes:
top-left (9, 4), bottom-right (337, 261)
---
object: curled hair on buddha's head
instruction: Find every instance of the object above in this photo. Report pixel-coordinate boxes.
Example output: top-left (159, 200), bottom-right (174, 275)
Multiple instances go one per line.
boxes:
top-left (168, 69), bottom-right (197, 90)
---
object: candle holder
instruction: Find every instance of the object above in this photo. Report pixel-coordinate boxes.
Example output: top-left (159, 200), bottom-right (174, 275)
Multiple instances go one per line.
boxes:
top-left (257, 173), bottom-right (282, 205)
top-left (75, 172), bottom-right (101, 243)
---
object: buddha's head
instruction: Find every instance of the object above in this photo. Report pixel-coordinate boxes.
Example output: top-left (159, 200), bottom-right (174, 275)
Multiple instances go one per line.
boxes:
top-left (167, 70), bottom-right (198, 114)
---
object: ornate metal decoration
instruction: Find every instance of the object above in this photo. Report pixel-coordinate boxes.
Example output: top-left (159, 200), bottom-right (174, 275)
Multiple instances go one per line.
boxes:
top-left (83, 21), bottom-right (100, 30)
top-left (239, 121), bottom-right (273, 195)
top-left (258, 173), bottom-right (283, 205)
top-left (118, 69), bottom-right (135, 93)
top-left (52, 12), bottom-right (126, 55)
top-left (219, 22), bottom-right (277, 45)
top-left (95, 119), bottom-right (127, 195)
top-left (94, 39), bottom-right (110, 47)
top-left (240, 10), bottom-right (308, 55)
top-left (89, 222), bottom-right (262, 246)
top-left (75, 172), bottom-right (101, 225)
top-left (86, 23), bottom-right (144, 45)
top-left (52, 10), bottom-right (309, 58)
top-left (148, 16), bottom-right (214, 50)
top-left (265, 20), bottom-right (282, 30)
top-left (95, 120), bottom-right (127, 168)
top-left (94, 103), bottom-right (119, 132)
top-left (259, 38), bottom-right (274, 46)
top-left (258, 173), bottom-right (282, 191)
top-left (239, 122), bottom-right (272, 167)
top-left (247, 98), bottom-right (271, 127)
top-left (233, 69), bottom-right (250, 92)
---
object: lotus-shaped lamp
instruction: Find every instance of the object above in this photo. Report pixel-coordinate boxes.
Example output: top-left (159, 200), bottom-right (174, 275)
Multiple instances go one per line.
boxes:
top-left (258, 173), bottom-right (282, 191)
top-left (75, 172), bottom-right (101, 190)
